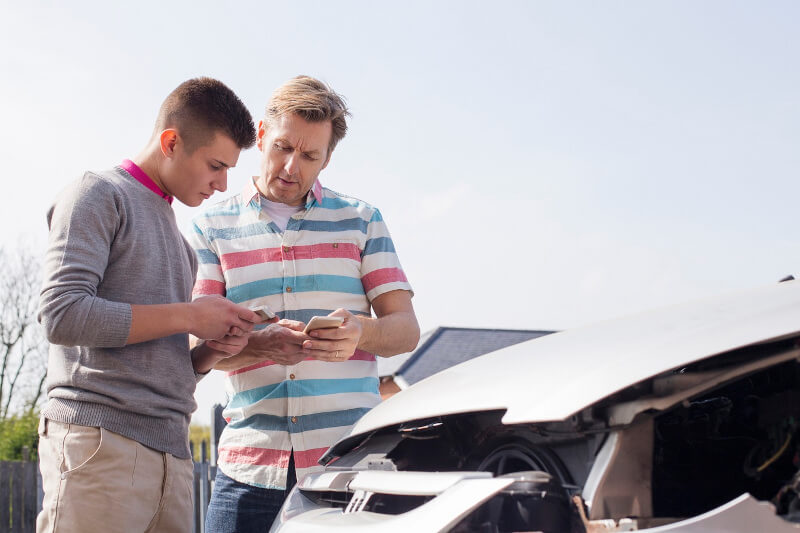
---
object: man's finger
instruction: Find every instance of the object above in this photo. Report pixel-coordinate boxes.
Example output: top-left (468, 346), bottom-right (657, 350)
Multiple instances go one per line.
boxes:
top-left (277, 319), bottom-right (306, 332)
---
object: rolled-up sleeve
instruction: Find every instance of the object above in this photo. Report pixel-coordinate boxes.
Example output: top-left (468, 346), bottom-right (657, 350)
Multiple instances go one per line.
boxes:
top-left (360, 209), bottom-right (413, 302)
top-left (38, 174), bottom-right (132, 347)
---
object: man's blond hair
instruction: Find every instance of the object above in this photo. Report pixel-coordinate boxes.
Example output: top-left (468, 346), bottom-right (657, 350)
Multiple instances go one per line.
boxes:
top-left (265, 75), bottom-right (350, 156)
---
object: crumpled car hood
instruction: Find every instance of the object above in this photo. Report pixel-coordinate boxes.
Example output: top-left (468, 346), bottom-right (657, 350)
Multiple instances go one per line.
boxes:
top-left (351, 281), bottom-right (800, 439)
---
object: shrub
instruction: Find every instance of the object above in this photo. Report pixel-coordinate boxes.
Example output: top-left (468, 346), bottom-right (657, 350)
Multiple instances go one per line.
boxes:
top-left (0, 411), bottom-right (39, 461)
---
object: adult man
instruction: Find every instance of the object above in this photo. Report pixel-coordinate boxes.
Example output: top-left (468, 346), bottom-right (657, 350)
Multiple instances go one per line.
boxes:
top-left (37, 77), bottom-right (263, 533)
top-left (191, 75), bottom-right (420, 531)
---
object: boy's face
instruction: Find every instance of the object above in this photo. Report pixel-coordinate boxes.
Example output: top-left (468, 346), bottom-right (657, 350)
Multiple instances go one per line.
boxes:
top-left (162, 132), bottom-right (241, 207)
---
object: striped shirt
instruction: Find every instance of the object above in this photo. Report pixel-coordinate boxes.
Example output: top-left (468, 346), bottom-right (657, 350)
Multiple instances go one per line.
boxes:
top-left (189, 179), bottom-right (412, 489)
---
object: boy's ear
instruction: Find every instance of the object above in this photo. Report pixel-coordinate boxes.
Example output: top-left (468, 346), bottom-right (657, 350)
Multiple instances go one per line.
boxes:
top-left (159, 129), bottom-right (179, 158)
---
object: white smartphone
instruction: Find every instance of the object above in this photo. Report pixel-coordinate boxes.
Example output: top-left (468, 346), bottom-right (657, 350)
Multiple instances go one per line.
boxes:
top-left (303, 316), bottom-right (344, 333)
top-left (250, 305), bottom-right (276, 322)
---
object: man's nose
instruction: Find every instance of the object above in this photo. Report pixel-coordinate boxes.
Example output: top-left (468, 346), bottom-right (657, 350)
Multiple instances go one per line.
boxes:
top-left (284, 152), bottom-right (299, 176)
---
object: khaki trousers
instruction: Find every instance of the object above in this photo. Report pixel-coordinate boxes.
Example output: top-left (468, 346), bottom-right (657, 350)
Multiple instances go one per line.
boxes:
top-left (36, 418), bottom-right (194, 533)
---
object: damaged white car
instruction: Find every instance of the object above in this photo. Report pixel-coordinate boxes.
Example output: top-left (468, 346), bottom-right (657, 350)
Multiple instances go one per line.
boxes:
top-left (271, 281), bottom-right (800, 532)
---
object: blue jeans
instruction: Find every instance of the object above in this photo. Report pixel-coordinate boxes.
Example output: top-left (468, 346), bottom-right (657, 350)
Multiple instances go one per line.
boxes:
top-left (205, 452), bottom-right (297, 533)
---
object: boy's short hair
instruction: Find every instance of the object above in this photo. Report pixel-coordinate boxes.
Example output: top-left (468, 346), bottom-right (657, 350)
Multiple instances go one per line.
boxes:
top-left (265, 75), bottom-right (350, 155)
top-left (155, 77), bottom-right (256, 152)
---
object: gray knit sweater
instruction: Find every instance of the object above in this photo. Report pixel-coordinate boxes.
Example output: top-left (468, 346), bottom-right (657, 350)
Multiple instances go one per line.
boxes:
top-left (38, 166), bottom-right (198, 459)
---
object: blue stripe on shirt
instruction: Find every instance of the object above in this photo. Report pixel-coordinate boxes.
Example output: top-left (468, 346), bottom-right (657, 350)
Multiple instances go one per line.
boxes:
top-left (318, 196), bottom-right (364, 210)
top-left (204, 222), bottom-right (270, 242)
top-left (199, 203), bottom-right (243, 218)
top-left (363, 237), bottom-right (396, 256)
top-left (277, 308), bottom-right (370, 324)
top-left (227, 275), bottom-right (365, 303)
top-left (229, 377), bottom-right (379, 408)
top-left (196, 249), bottom-right (221, 265)
top-left (228, 407), bottom-right (372, 433)
top-left (299, 218), bottom-right (369, 234)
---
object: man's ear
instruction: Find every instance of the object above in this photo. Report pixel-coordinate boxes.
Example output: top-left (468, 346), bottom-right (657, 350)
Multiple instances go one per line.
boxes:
top-left (256, 120), bottom-right (266, 151)
top-left (159, 129), bottom-right (179, 158)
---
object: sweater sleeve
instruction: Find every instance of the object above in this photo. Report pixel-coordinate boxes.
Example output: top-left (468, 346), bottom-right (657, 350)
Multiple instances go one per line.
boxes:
top-left (38, 173), bottom-right (132, 347)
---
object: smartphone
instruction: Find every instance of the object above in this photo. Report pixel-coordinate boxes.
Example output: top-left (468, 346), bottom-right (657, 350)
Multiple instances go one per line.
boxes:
top-left (303, 316), bottom-right (345, 333)
top-left (250, 305), bottom-right (276, 322)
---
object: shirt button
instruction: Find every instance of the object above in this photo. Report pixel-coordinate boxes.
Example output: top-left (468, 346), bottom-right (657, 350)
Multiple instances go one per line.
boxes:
top-left (283, 246), bottom-right (291, 253)
top-left (286, 287), bottom-right (292, 293)
top-left (289, 374), bottom-right (295, 380)
top-left (332, 243), bottom-right (339, 249)
top-left (291, 416), bottom-right (298, 424)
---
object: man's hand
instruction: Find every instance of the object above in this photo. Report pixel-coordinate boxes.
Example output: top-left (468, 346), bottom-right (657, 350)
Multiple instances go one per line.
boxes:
top-left (204, 333), bottom-right (251, 356)
top-left (303, 309), bottom-right (363, 362)
top-left (245, 319), bottom-right (310, 366)
top-left (188, 295), bottom-right (260, 340)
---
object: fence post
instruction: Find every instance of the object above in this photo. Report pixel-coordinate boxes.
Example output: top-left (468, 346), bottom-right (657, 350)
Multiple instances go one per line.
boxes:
top-left (210, 403), bottom-right (226, 467)
top-left (10, 462), bottom-right (22, 532)
top-left (198, 441), bottom-right (209, 533)
top-left (0, 461), bottom-right (9, 532)
top-left (23, 459), bottom-right (36, 533)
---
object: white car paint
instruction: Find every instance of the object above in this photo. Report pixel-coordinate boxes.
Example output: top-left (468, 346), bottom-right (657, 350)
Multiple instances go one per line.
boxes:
top-left (348, 281), bottom-right (800, 439)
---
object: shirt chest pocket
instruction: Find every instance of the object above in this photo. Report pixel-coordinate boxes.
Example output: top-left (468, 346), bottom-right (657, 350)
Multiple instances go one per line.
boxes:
top-left (308, 240), bottom-right (363, 294)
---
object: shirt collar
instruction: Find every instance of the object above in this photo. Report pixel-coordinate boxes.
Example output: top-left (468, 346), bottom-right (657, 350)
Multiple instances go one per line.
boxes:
top-left (120, 159), bottom-right (173, 204)
top-left (242, 178), bottom-right (324, 208)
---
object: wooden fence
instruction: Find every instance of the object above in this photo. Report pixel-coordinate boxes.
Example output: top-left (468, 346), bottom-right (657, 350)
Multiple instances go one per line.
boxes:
top-left (0, 447), bottom-right (215, 533)
top-left (0, 405), bottom-right (227, 533)
top-left (0, 447), bottom-right (41, 533)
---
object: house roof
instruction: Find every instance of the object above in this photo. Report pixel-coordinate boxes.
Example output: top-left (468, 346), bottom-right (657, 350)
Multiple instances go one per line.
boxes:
top-left (390, 326), bottom-right (554, 387)
top-left (376, 329), bottom-right (434, 378)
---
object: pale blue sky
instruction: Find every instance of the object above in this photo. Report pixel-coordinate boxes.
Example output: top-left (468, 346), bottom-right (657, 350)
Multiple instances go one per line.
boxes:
top-left (2, 1), bottom-right (799, 423)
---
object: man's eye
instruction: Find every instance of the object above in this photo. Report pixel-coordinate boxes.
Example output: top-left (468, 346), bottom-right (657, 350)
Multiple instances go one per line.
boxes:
top-left (210, 164), bottom-right (221, 171)
top-left (274, 143), bottom-right (291, 152)
top-left (303, 154), bottom-right (318, 161)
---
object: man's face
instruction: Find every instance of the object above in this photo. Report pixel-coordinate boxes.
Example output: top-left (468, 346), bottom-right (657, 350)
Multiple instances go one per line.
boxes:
top-left (162, 132), bottom-right (241, 207)
top-left (256, 113), bottom-right (332, 206)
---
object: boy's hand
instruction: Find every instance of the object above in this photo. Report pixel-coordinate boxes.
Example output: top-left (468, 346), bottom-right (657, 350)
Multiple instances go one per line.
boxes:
top-left (188, 295), bottom-right (260, 340)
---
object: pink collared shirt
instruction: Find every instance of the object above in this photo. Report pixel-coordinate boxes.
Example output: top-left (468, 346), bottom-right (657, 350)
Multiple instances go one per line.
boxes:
top-left (120, 159), bottom-right (173, 204)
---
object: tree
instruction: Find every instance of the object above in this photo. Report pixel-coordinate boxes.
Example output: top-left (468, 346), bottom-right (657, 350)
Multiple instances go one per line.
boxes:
top-left (0, 245), bottom-right (47, 421)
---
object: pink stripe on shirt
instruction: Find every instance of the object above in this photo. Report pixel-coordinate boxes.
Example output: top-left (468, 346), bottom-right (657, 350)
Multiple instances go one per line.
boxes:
top-left (220, 243), bottom-right (361, 271)
top-left (192, 279), bottom-right (226, 297)
top-left (361, 267), bottom-right (409, 294)
top-left (226, 349), bottom-right (376, 377)
top-left (218, 445), bottom-right (327, 470)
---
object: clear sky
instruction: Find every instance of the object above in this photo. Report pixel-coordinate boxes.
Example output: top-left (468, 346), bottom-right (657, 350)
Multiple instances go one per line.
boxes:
top-left (2, 1), bottom-right (799, 425)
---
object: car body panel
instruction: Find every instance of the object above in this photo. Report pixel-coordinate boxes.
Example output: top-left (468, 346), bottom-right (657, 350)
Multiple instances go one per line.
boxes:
top-left (643, 493), bottom-right (799, 532)
top-left (348, 281), bottom-right (800, 439)
top-left (273, 471), bottom-right (800, 532)
top-left (271, 473), bottom-right (514, 532)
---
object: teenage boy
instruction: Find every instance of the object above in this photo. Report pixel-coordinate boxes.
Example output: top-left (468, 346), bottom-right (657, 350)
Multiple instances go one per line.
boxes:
top-left (37, 77), bottom-right (262, 533)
